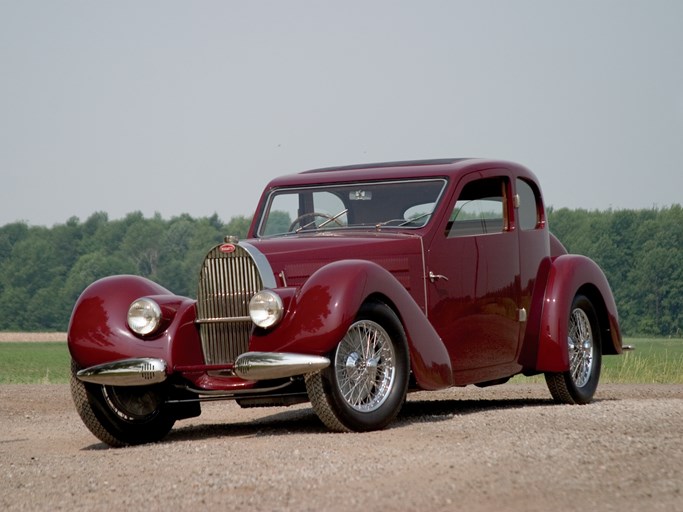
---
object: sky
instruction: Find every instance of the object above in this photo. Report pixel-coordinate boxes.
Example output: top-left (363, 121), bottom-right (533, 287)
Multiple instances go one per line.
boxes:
top-left (1, 1), bottom-right (682, 227)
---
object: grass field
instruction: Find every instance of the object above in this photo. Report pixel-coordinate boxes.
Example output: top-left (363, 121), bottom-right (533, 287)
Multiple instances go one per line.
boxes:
top-left (0, 342), bottom-right (71, 384)
top-left (602, 338), bottom-right (683, 384)
top-left (0, 338), bottom-right (681, 385)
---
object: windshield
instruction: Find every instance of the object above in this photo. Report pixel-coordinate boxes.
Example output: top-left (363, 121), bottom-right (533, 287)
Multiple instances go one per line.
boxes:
top-left (257, 179), bottom-right (447, 237)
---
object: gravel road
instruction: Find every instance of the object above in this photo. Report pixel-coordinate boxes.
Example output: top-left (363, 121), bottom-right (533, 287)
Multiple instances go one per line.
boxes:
top-left (1, 383), bottom-right (682, 512)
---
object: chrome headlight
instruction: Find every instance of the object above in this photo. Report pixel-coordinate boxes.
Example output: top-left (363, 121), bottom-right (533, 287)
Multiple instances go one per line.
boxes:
top-left (249, 290), bottom-right (283, 329)
top-left (127, 298), bottom-right (162, 336)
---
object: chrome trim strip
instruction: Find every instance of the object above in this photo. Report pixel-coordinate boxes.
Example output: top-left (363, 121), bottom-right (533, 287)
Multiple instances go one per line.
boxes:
top-left (196, 316), bottom-right (251, 324)
top-left (419, 234), bottom-right (428, 316)
top-left (256, 178), bottom-right (448, 238)
top-left (77, 358), bottom-right (167, 386)
top-left (239, 241), bottom-right (277, 289)
top-left (233, 352), bottom-right (330, 380)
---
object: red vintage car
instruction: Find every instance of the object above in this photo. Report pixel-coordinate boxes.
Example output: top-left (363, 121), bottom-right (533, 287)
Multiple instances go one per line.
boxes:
top-left (68, 158), bottom-right (622, 446)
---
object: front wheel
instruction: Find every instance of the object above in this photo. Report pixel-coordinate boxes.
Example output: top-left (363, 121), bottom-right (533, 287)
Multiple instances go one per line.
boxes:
top-left (305, 301), bottom-right (410, 432)
top-left (545, 295), bottom-right (602, 404)
top-left (70, 360), bottom-right (175, 447)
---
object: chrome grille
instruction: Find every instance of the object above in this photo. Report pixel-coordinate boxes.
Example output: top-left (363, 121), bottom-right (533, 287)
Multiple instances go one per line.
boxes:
top-left (196, 244), bottom-right (263, 365)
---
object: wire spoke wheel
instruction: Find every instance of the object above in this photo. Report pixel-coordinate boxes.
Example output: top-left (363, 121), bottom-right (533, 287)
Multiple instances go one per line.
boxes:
top-left (305, 301), bottom-right (409, 432)
top-left (335, 320), bottom-right (396, 412)
top-left (568, 307), bottom-right (594, 388)
top-left (545, 295), bottom-right (602, 405)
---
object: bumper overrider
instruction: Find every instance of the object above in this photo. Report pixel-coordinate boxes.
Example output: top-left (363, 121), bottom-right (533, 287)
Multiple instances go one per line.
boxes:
top-left (76, 352), bottom-right (331, 387)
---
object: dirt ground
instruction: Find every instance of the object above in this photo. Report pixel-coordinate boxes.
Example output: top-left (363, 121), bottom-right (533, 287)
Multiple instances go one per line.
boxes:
top-left (1, 383), bottom-right (682, 512)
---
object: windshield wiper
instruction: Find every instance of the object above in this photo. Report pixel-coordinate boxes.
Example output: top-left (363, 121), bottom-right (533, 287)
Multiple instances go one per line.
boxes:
top-left (398, 211), bottom-right (432, 226)
top-left (296, 209), bottom-right (349, 233)
top-left (375, 211), bottom-right (432, 230)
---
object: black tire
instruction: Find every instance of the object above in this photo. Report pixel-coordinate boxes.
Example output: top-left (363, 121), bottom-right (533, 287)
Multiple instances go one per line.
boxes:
top-left (305, 301), bottom-right (410, 432)
top-left (545, 295), bottom-right (602, 404)
top-left (70, 360), bottom-right (175, 447)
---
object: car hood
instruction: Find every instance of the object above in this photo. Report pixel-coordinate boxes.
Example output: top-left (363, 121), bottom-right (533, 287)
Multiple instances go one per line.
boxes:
top-left (247, 232), bottom-right (425, 291)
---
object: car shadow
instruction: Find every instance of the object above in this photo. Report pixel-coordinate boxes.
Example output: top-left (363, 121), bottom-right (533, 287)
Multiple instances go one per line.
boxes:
top-left (82, 395), bottom-right (589, 449)
top-left (169, 407), bottom-right (326, 442)
top-left (168, 395), bottom-right (559, 443)
top-left (398, 397), bottom-right (554, 426)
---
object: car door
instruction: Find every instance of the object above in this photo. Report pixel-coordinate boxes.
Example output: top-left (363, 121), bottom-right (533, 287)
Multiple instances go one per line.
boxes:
top-left (426, 171), bottom-right (522, 384)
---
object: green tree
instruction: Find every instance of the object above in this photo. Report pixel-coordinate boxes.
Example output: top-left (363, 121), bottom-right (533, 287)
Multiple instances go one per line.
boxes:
top-left (121, 213), bottom-right (166, 278)
top-left (261, 210), bottom-right (292, 235)
top-left (224, 215), bottom-right (251, 238)
top-left (63, 251), bottom-right (136, 306)
top-left (0, 205), bottom-right (680, 334)
top-left (157, 216), bottom-right (197, 295)
top-left (0, 222), bottom-right (29, 262)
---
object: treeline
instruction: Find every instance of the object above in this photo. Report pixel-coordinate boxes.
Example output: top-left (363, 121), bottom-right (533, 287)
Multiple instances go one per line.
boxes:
top-left (548, 205), bottom-right (682, 337)
top-left (0, 206), bottom-right (681, 336)
top-left (0, 211), bottom-right (252, 331)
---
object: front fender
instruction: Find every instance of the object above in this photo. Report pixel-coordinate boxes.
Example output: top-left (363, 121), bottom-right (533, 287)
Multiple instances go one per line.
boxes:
top-left (68, 275), bottom-right (199, 370)
top-left (534, 255), bottom-right (622, 372)
top-left (251, 259), bottom-right (453, 390)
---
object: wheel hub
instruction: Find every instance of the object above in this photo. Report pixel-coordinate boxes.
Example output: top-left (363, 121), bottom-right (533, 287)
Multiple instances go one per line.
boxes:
top-left (103, 386), bottom-right (164, 422)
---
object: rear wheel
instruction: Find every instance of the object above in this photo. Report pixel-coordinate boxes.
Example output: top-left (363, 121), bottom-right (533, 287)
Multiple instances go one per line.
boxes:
top-left (70, 360), bottom-right (175, 447)
top-left (545, 295), bottom-right (602, 404)
top-left (305, 301), bottom-right (409, 432)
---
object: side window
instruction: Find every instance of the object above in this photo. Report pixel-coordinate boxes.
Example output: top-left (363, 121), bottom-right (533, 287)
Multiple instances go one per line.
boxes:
top-left (447, 177), bottom-right (508, 238)
top-left (516, 179), bottom-right (540, 230)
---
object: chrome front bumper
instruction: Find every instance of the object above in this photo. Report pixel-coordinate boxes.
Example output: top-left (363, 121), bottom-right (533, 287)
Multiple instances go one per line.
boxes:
top-left (76, 352), bottom-right (330, 386)
top-left (77, 358), bottom-right (167, 386)
top-left (233, 352), bottom-right (330, 380)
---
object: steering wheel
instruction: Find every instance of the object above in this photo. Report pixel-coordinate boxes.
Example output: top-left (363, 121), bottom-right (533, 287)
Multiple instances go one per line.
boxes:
top-left (288, 212), bottom-right (343, 232)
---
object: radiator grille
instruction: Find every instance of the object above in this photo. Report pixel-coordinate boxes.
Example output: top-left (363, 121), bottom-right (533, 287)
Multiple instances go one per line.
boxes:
top-left (196, 244), bottom-right (263, 365)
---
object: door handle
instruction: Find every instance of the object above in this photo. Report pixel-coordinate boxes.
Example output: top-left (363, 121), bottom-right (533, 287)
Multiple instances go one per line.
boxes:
top-left (428, 271), bottom-right (449, 283)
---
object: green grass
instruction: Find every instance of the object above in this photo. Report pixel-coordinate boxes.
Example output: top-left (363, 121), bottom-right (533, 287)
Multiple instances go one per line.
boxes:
top-left (602, 338), bottom-right (683, 384)
top-left (514, 337), bottom-right (683, 385)
top-left (0, 342), bottom-right (71, 384)
top-left (0, 338), bottom-right (681, 385)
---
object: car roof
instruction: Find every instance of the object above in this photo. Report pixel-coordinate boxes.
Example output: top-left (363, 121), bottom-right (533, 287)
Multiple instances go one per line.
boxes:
top-left (265, 158), bottom-right (533, 188)
top-left (299, 158), bottom-right (471, 174)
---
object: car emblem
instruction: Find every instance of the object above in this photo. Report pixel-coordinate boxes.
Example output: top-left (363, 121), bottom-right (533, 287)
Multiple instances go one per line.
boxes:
top-left (219, 243), bottom-right (236, 254)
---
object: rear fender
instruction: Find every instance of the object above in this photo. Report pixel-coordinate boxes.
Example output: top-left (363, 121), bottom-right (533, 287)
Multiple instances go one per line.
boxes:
top-left (250, 259), bottom-right (453, 390)
top-left (68, 275), bottom-right (199, 369)
top-left (531, 255), bottom-right (622, 372)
